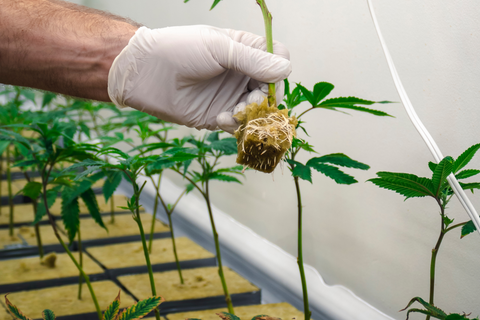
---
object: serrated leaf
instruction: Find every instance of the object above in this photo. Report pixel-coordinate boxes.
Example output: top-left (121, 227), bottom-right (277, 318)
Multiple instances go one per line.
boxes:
top-left (79, 123), bottom-right (91, 139)
top-left (13, 160), bottom-right (39, 168)
top-left (296, 84), bottom-right (315, 106)
top-left (42, 309), bottom-right (55, 320)
top-left (443, 215), bottom-right (454, 228)
top-left (432, 156), bottom-right (454, 197)
top-left (22, 181), bottom-right (42, 200)
top-left (316, 103), bottom-right (392, 117)
top-left (210, 138), bottom-right (237, 155)
top-left (428, 161), bottom-right (437, 172)
top-left (34, 190), bottom-right (58, 224)
top-left (400, 297), bottom-right (447, 319)
top-left (308, 162), bottom-right (357, 184)
top-left (61, 194), bottom-right (80, 243)
top-left (461, 220), bottom-right (476, 238)
top-left (288, 160), bottom-right (312, 183)
top-left (209, 172), bottom-right (241, 184)
top-left (80, 188), bottom-right (107, 231)
top-left (459, 182), bottom-right (480, 192)
top-left (5, 295), bottom-right (32, 320)
top-left (116, 296), bottom-right (164, 320)
top-left (369, 172), bottom-right (435, 199)
top-left (312, 82), bottom-right (335, 105)
top-left (307, 153), bottom-right (370, 170)
top-left (216, 312), bottom-right (241, 320)
top-left (207, 131), bottom-right (219, 142)
top-left (454, 143), bottom-right (480, 173)
top-left (102, 291), bottom-right (121, 320)
top-left (104, 171), bottom-right (122, 202)
top-left (0, 140), bottom-right (10, 155)
top-left (455, 169), bottom-right (480, 180)
top-left (42, 92), bottom-right (56, 108)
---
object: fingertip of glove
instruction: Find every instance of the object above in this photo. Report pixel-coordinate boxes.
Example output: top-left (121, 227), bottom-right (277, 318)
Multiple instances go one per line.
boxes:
top-left (216, 112), bottom-right (239, 135)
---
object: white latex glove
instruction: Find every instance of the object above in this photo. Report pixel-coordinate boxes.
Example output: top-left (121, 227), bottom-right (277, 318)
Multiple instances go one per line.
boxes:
top-left (108, 25), bottom-right (291, 131)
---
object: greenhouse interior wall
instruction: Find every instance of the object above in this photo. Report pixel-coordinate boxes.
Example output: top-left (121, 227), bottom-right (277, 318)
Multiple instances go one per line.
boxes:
top-left (78, 0), bottom-right (479, 319)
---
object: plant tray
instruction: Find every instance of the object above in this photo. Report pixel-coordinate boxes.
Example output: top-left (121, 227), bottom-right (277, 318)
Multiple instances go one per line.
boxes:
top-left (118, 266), bottom-right (261, 316)
top-left (1, 170), bottom-right (40, 181)
top-left (0, 252), bottom-right (106, 293)
top-left (86, 237), bottom-right (216, 277)
top-left (0, 224), bottom-right (69, 260)
top-left (164, 302), bottom-right (305, 320)
top-left (62, 213), bottom-right (170, 249)
top-left (1, 280), bottom-right (136, 320)
top-left (0, 188), bottom-right (103, 206)
top-left (0, 203), bottom-right (49, 229)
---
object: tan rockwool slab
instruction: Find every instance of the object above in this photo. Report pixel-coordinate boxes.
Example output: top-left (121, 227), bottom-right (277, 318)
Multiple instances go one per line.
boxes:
top-left (4, 280), bottom-right (135, 318)
top-left (87, 237), bottom-right (214, 269)
top-left (20, 224), bottom-right (67, 245)
top-left (0, 229), bottom-right (22, 249)
top-left (118, 267), bottom-right (259, 302)
top-left (59, 213), bottom-right (169, 241)
top-left (0, 203), bottom-right (47, 225)
top-left (166, 303), bottom-right (306, 320)
top-left (50, 194), bottom-right (142, 216)
top-left (0, 307), bottom-right (13, 320)
top-left (0, 252), bottom-right (104, 285)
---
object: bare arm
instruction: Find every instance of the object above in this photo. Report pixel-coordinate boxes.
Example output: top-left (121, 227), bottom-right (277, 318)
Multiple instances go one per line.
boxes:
top-left (0, 0), bottom-right (139, 101)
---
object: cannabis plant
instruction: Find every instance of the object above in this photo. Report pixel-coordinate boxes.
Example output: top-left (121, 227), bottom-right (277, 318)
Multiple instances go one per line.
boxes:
top-left (369, 144), bottom-right (480, 319)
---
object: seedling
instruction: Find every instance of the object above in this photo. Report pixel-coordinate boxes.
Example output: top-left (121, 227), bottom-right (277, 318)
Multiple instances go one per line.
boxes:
top-left (169, 132), bottom-right (244, 314)
top-left (400, 297), bottom-right (479, 320)
top-left (68, 146), bottom-right (195, 320)
top-left (5, 291), bottom-right (164, 320)
top-left (369, 144), bottom-right (480, 319)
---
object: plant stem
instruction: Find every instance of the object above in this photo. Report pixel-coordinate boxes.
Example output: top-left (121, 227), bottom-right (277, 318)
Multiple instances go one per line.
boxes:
top-left (167, 212), bottom-right (184, 284)
top-left (148, 173), bottom-right (162, 253)
top-left (110, 195), bottom-right (115, 224)
top-left (256, 0), bottom-right (276, 107)
top-left (133, 184), bottom-right (161, 320)
top-left (205, 180), bottom-right (234, 314)
top-left (293, 175), bottom-right (311, 320)
top-left (42, 167), bottom-right (102, 320)
top-left (0, 158), bottom-right (3, 216)
top-left (6, 148), bottom-right (14, 236)
top-left (77, 226), bottom-right (83, 300)
top-left (23, 171), bottom-right (44, 258)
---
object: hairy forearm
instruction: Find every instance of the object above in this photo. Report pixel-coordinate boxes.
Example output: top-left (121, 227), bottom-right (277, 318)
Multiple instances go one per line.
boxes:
top-left (0, 0), bottom-right (139, 101)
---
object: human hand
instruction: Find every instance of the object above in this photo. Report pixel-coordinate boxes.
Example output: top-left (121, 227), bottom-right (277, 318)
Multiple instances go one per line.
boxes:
top-left (108, 25), bottom-right (291, 132)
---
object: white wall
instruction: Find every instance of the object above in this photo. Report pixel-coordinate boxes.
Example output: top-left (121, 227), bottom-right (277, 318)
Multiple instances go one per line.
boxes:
top-left (83, 1), bottom-right (480, 319)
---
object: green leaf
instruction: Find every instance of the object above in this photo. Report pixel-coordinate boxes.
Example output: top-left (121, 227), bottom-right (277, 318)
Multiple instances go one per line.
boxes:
top-left (296, 84), bottom-right (315, 107)
top-left (207, 131), bottom-right (219, 142)
top-left (5, 295), bottom-right (32, 320)
top-left (12, 160), bottom-right (39, 168)
top-left (319, 96), bottom-right (376, 106)
top-left (459, 182), bottom-right (480, 192)
top-left (61, 194), bottom-right (80, 243)
top-left (432, 156), bottom-right (454, 197)
top-left (288, 160), bottom-right (312, 183)
top-left (368, 172), bottom-right (435, 199)
top-left (79, 123), bottom-right (91, 139)
top-left (22, 181), bottom-right (42, 200)
top-left (455, 169), bottom-right (480, 180)
top-left (186, 183), bottom-right (195, 194)
top-left (102, 292), bottom-right (121, 320)
top-left (461, 221), bottom-right (476, 238)
top-left (308, 162), bottom-right (357, 184)
top-left (42, 309), bottom-right (55, 320)
top-left (210, 0), bottom-right (222, 10)
top-left (104, 171), bottom-right (122, 202)
top-left (443, 215), bottom-right (454, 228)
top-left (80, 188), bottom-right (107, 231)
top-left (312, 82), bottom-right (335, 105)
top-left (42, 92), bottom-right (56, 108)
top-left (307, 153), bottom-right (370, 170)
top-left (34, 190), bottom-right (58, 224)
top-left (210, 138), bottom-right (238, 155)
top-left (208, 172), bottom-right (241, 184)
top-left (400, 297), bottom-right (447, 319)
top-left (454, 143), bottom-right (480, 173)
top-left (116, 296), bottom-right (164, 320)
top-left (0, 140), bottom-right (10, 155)
top-left (428, 161), bottom-right (437, 172)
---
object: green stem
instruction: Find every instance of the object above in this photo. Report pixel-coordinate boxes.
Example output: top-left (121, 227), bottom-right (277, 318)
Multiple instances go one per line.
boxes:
top-left (133, 183), bottom-right (161, 320)
top-left (167, 212), bottom-right (184, 284)
top-left (42, 166), bottom-right (102, 320)
top-left (78, 226), bottom-right (83, 300)
top-left (110, 195), bottom-right (115, 224)
top-left (205, 180), bottom-right (234, 314)
top-left (256, 0), bottom-right (276, 107)
top-left (293, 175), bottom-right (311, 320)
top-left (23, 171), bottom-right (43, 258)
top-left (6, 148), bottom-right (14, 236)
top-left (0, 158), bottom-right (3, 216)
top-left (148, 174), bottom-right (162, 253)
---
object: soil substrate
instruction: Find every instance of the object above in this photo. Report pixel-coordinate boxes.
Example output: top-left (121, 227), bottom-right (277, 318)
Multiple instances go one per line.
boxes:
top-left (118, 266), bottom-right (259, 301)
top-left (0, 306), bottom-right (12, 320)
top-left (0, 252), bottom-right (103, 286)
top-left (60, 213), bottom-right (168, 241)
top-left (165, 303), bottom-right (305, 320)
top-left (20, 224), bottom-right (67, 245)
top-left (0, 229), bottom-right (23, 249)
top-left (2, 280), bottom-right (135, 318)
top-left (0, 203), bottom-right (47, 225)
top-left (87, 237), bottom-right (214, 269)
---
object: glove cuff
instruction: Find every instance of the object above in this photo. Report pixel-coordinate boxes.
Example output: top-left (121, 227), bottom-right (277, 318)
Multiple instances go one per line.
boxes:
top-left (107, 26), bottom-right (150, 108)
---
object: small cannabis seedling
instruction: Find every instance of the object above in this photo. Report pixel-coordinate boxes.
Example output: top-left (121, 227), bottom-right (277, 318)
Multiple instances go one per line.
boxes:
top-left (369, 143), bottom-right (480, 318)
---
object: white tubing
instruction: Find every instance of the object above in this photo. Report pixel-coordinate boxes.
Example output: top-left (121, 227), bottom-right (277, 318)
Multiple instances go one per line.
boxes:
top-left (366, 0), bottom-right (480, 236)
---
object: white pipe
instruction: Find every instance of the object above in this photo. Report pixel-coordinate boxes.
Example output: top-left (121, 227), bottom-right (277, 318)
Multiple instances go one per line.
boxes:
top-left (366, 0), bottom-right (480, 236)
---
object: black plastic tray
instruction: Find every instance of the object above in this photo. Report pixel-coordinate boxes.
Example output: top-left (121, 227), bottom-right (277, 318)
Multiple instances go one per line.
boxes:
top-left (1, 170), bottom-right (40, 181)
top-left (0, 242), bottom-right (67, 260)
top-left (0, 271), bottom-right (107, 294)
top-left (72, 231), bottom-right (171, 250)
